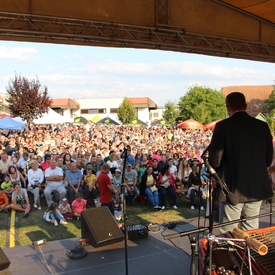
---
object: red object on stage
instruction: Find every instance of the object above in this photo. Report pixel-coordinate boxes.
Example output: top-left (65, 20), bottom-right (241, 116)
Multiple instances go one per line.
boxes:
top-left (199, 226), bottom-right (275, 275)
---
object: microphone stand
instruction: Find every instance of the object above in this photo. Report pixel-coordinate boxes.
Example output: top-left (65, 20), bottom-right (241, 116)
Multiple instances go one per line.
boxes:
top-left (120, 146), bottom-right (129, 275)
top-left (189, 233), bottom-right (198, 275)
top-left (163, 210), bottom-right (275, 240)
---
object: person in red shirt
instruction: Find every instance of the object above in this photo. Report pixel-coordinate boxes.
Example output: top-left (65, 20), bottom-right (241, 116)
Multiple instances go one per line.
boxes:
top-left (0, 187), bottom-right (10, 212)
top-left (41, 155), bottom-right (51, 171)
top-left (97, 163), bottom-right (116, 215)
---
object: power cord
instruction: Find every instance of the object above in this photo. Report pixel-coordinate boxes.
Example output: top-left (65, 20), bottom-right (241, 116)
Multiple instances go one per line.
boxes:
top-left (66, 239), bottom-right (88, 260)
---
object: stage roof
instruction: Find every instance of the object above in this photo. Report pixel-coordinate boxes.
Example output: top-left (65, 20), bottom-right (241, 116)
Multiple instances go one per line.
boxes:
top-left (1, 0), bottom-right (275, 62)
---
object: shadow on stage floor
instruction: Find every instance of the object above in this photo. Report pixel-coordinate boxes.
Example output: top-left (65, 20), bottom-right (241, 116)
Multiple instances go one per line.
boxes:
top-left (2, 205), bottom-right (275, 275)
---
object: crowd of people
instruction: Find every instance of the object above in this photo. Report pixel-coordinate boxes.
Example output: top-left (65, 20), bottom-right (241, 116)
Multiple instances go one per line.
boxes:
top-left (0, 123), bottom-right (213, 224)
top-left (0, 91), bottom-right (274, 236)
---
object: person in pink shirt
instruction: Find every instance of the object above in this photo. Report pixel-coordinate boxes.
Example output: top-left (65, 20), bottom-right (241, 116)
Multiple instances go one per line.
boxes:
top-left (71, 193), bottom-right (86, 219)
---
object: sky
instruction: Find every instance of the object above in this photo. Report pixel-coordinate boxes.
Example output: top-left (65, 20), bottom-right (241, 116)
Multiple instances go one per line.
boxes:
top-left (0, 40), bottom-right (275, 107)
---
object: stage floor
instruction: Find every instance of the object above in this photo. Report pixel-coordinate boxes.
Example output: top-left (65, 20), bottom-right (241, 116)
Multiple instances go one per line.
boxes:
top-left (2, 205), bottom-right (275, 275)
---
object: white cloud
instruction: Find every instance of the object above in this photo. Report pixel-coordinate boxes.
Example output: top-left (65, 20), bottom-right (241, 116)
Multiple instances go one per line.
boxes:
top-left (62, 53), bottom-right (83, 60)
top-left (70, 59), bottom-right (273, 85)
top-left (0, 46), bottom-right (38, 62)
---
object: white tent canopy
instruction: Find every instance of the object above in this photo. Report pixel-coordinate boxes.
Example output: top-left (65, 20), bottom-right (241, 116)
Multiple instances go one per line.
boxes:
top-left (33, 108), bottom-right (73, 124)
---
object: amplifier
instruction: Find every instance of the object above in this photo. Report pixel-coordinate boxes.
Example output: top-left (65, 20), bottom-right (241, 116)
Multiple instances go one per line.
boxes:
top-left (120, 224), bottom-right (149, 240)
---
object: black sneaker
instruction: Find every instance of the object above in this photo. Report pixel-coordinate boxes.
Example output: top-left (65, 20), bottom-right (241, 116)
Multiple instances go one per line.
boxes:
top-left (23, 212), bottom-right (29, 218)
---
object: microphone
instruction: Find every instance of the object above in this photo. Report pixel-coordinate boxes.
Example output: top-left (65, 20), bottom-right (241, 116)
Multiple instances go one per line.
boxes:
top-left (205, 162), bottom-right (239, 206)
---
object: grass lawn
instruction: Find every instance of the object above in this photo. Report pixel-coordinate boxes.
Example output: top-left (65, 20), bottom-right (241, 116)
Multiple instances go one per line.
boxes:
top-left (0, 192), bottom-right (202, 248)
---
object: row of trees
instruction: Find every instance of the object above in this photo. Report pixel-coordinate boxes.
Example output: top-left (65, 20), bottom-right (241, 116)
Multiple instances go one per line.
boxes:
top-left (5, 75), bottom-right (227, 126)
top-left (6, 74), bottom-right (275, 131)
top-left (117, 86), bottom-right (227, 125)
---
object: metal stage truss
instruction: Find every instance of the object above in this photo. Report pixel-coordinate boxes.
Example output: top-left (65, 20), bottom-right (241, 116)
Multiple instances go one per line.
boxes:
top-left (1, 11), bottom-right (275, 63)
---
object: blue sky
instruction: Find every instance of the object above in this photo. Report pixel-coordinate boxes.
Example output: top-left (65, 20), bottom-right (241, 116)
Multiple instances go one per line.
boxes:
top-left (0, 40), bottom-right (275, 106)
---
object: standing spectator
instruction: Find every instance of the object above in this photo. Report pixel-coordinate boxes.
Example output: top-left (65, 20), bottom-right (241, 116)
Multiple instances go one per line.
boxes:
top-left (44, 160), bottom-right (66, 207)
top-left (209, 92), bottom-right (273, 233)
top-left (66, 162), bottom-right (83, 204)
top-left (97, 163), bottom-right (116, 215)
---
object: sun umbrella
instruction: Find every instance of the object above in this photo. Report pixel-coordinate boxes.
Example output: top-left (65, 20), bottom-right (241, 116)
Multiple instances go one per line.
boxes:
top-left (151, 119), bottom-right (171, 126)
top-left (204, 119), bottom-right (223, 130)
top-left (177, 119), bottom-right (205, 130)
top-left (95, 117), bottom-right (120, 125)
top-left (90, 115), bottom-right (101, 122)
top-left (74, 116), bottom-right (88, 124)
top-left (131, 119), bottom-right (147, 126)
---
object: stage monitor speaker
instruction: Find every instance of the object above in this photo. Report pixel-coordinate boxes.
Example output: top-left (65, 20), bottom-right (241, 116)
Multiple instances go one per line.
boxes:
top-left (81, 207), bottom-right (124, 247)
top-left (0, 248), bottom-right (10, 271)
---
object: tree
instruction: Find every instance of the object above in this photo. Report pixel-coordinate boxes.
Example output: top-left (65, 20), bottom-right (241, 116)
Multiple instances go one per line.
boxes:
top-left (117, 98), bottom-right (136, 124)
top-left (163, 101), bottom-right (180, 124)
top-left (265, 109), bottom-right (275, 134)
top-left (178, 86), bottom-right (226, 124)
top-left (6, 75), bottom-right (52, 129)
top-left (264, 88), bottom-right (275, 112)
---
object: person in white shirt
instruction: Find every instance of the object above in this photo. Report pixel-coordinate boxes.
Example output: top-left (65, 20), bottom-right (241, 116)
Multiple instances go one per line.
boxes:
top-left (18, 153), bottom-right (29, 170)
top-left (44, 160), bottom-right (66, 206)
top-left (27, 160), bottom-right (44, 210)
top-left (168, 158), bottom-right (177, 178)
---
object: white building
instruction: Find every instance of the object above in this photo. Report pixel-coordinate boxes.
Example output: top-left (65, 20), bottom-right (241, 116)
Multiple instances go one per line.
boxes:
top-left (51, 97), bottom-right (157, 124)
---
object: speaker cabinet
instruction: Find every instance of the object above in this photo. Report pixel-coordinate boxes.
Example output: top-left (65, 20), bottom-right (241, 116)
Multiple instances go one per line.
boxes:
top-left (81, 207), bottom-right (124, 247)
top-left (0, 248), bottom-right (10, 271)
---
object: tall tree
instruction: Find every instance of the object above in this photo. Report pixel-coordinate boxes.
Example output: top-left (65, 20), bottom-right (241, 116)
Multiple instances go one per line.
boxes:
top-left (178, 86), bottom-right (226, 124)
top-left (6, 75), bottom-right (52, 129)
top-left (265, 109), bottom-right (275, 134)
top-left (117, 98), bottom-right (136, 124)
top-left (264, 88), bottom-right (275, 112)
top-left (163, 101), bottom-right (180, 124)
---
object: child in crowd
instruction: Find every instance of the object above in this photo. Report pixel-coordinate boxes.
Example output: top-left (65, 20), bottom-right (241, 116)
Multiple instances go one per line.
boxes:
top-left (43, 202), bottom-right (68, 226)
top-left (58, 198), bottom-right (74, 220)
top-left (71, 193), bottom-right (86, 219)
top-left (112, 168), bottom-right (122, 201)
top-left (1, 175), bottom-right (14, 200)
top-left (0, 187), bottom-right (10, 213)
top-left (83, 169), bottom-right (97, 207)
top-left (112, 169), bottom-right (124, 220)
